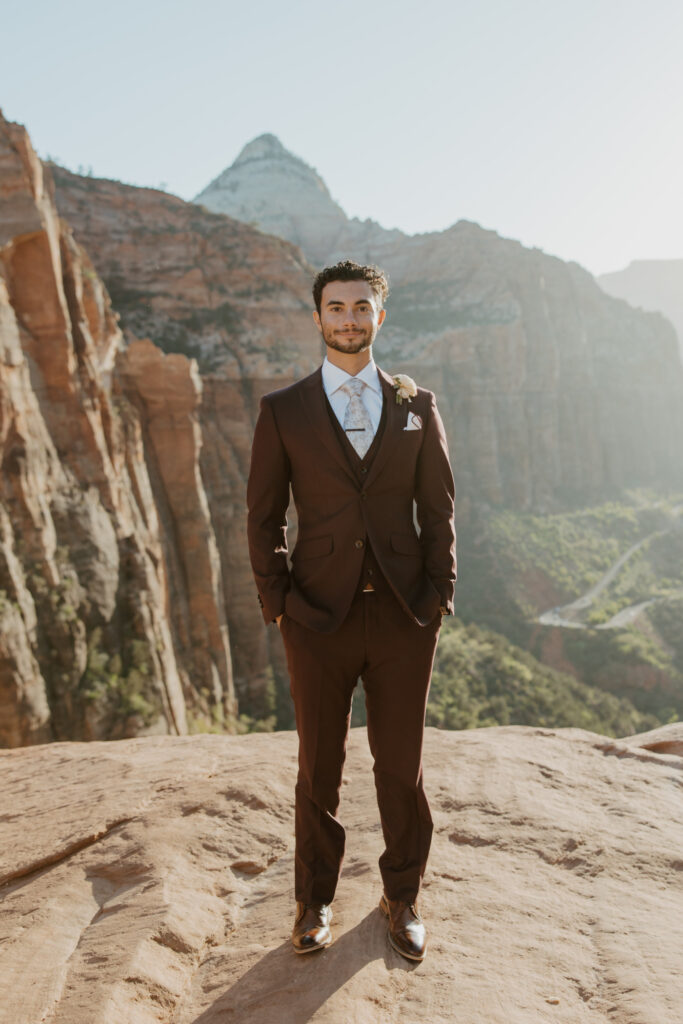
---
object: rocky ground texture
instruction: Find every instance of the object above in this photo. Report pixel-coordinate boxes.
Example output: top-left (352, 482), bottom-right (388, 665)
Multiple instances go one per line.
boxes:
top-left (1, 722), bottom-right (681, 1023)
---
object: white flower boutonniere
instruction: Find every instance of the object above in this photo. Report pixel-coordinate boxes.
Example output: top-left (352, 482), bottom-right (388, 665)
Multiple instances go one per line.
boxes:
top-left (392, 373), bottom-right (418, 405)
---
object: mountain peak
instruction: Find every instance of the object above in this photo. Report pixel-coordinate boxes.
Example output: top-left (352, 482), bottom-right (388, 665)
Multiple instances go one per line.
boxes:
top-left (194, 133), bottom-right (406, 263)
top-left (233, 133), bottom-right (289, 165)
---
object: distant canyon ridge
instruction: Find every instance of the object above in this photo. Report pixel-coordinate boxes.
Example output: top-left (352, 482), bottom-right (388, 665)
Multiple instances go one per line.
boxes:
top-left (1, 113), bottom-right (682, 747)
top-left (598, 259), bottom-right (683, 363)
top-left (196, 132), bottom-right (683, 362)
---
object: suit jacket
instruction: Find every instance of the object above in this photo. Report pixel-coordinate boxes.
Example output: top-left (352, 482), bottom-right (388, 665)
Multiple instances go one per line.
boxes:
top-left (246, 365), bottom-right (456, 632)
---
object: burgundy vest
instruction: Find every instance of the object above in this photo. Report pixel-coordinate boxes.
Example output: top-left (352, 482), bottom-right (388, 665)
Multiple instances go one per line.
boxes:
top-left (323, 391), bottom-right (390, 596)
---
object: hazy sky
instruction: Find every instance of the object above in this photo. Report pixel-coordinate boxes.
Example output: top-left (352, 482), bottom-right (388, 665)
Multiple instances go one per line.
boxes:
top-left (2, 0), bottom-right (681, 276)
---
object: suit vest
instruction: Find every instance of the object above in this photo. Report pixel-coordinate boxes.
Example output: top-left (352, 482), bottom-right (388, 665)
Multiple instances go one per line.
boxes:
top-left (323, 390), bottom-right (390, 596)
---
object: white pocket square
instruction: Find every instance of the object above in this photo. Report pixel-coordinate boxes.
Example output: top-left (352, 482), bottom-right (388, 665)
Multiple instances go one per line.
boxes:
top-left (403, 413), bottom-right (423, 431)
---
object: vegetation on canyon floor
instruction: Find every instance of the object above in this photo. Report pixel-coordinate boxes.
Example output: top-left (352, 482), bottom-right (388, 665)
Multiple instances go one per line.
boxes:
top-left (447, 488), bottom-right (683, 730)
top-left (346, 615), bottom-right (662, 737)
top-left (486, 490), bottom-right (683, 621)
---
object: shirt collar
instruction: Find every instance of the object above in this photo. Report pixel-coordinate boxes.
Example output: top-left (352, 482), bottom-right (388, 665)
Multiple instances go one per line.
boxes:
top-left (322, 355), bottom-right (381, 396)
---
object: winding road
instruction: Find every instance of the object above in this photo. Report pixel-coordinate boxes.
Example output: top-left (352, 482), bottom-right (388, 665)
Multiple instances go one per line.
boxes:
top-left (537, 503), bottom-right (683, 630)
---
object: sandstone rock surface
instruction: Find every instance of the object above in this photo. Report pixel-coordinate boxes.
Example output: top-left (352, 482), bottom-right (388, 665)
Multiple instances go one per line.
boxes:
top-left (50, 158), bottom-right (319, 381)
top-left (49, 160), bottom-right (323, 711)
top-left (1, 723), bottom-right (681, 1023)
top-left (0, 111), bottom-right (235, 744)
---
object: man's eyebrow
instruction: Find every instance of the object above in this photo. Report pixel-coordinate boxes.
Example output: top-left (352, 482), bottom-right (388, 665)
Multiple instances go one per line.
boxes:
top-left (325, 297), bottom-right (373, 306)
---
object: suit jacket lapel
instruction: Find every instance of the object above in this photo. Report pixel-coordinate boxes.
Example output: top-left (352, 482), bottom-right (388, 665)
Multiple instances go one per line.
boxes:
top-left (363, 368), bottom-right (403, 488)
top-left (298, 367), bottom-right (359, 485)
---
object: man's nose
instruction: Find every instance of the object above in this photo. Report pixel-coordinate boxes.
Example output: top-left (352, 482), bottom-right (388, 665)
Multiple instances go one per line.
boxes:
top-left (342, 308), bottom-right (359, 325)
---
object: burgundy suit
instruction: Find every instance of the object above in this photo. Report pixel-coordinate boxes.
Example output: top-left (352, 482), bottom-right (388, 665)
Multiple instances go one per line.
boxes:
top-left (247, 364), bottom-right (456, 904)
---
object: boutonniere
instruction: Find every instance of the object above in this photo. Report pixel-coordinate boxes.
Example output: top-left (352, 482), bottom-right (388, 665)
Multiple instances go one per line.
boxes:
top-left (392, 373), bottom-right (418, 405)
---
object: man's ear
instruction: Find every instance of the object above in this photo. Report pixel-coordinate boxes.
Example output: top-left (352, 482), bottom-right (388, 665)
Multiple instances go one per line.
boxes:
top-left (312, 310), bottom-right (322, 332)
top-left (377, 308), bottom-right (387, 328)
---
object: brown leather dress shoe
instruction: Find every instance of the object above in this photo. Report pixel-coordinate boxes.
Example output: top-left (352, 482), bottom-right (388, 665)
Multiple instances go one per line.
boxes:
top-left (291, 902), bottom-right (333, 954)
top-left (379, 893), bottom-right (427, 961)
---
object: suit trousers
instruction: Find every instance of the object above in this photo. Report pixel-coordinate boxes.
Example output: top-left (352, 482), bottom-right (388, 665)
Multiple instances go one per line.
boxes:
top-left (279, 583), bottom-right (441, 905)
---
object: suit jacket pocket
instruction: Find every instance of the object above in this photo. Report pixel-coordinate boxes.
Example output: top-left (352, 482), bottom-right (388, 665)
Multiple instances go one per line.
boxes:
top-left (292, 534), bottom-right (334, 561)
top-left (390, 531), bottom-right (423, 557)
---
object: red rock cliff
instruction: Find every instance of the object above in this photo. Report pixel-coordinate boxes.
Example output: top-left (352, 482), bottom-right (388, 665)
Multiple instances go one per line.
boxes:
top-left (0, 112), bottom-right (236, 745)
top-left (49, 163), bottom-right (323, 721)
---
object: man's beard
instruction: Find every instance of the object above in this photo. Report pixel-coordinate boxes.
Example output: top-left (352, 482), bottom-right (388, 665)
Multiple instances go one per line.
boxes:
top-left (322, 324), bottom-right (376, 354)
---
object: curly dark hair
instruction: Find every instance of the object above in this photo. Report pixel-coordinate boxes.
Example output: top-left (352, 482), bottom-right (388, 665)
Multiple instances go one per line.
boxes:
top-left (312, 260), bottom-right (390, 315)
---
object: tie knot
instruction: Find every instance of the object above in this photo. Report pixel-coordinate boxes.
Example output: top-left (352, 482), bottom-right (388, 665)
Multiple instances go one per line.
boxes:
top-left (340, 377), bottom-right (365, 398)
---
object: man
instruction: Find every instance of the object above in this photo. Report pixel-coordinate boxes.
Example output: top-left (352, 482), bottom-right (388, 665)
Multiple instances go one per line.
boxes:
top-left (247, 260), bottom-right (456, 961)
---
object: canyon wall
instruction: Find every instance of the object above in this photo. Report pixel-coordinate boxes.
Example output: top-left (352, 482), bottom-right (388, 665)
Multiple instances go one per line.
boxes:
top-left (599, 258), bottom-right (683, 362)
top-left (0, 113), bottom-right (236, 745)
top-left (49, 163), bottom-right (324, 713)
top-left (50, 148), bottom-right (683, 726)
top-left (4, 112), bottom-right (683, 744)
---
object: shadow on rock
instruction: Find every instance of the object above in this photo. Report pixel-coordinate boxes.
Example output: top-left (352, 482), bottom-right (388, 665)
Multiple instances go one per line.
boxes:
top-left (193, 908), bottom-right (421, 1023)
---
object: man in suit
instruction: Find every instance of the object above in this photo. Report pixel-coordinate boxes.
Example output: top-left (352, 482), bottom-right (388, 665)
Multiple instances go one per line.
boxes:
top-left (247, 260), bottom-right (456, 961)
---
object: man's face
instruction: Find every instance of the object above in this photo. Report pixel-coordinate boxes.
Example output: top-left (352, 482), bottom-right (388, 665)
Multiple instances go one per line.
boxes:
top-left (313, 280), bottom-right (386, 355)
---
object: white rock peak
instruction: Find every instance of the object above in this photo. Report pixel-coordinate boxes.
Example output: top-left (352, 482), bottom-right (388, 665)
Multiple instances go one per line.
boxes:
top-left (193, 133), bottom-right (403, 265)
top-left (233, 133), bottom-right (309, 170)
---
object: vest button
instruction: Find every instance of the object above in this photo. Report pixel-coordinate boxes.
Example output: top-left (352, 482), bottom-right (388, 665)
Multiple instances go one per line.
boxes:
top-left (354, 539), bottom-right (364, 549)
top-left (361, 492), bottom-right (367, 500)
top-left (360, 467), bottom-right (368, 474)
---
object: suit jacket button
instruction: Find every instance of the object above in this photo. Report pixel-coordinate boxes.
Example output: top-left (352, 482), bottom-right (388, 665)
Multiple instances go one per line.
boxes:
top-left (354, 539), bottom-right (364, 549)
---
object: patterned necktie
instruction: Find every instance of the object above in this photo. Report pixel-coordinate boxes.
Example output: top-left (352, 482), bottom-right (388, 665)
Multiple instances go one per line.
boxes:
top-left (340, 377), bottom-right (373, 458)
